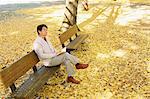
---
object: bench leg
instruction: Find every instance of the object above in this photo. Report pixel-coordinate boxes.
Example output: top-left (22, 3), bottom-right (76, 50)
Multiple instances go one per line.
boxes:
top-left (75, 33), bottom-right (78, 37)
top-left (33, 66), bottom-right (37, 73)
top-left (10, 83), bottom-right (16, 93)
top-left (70, 38), bottom-right (72, 42)
top-left (62, 44), bottom-right (65, 48)
top-left (66, 49), bottom-right (71, 54)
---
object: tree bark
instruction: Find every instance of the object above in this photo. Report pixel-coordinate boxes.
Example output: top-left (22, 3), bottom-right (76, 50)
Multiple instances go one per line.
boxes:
top-left (82, 0), bottom-right (89, 11)
top-left (60, 0), bottom-right (79, 32)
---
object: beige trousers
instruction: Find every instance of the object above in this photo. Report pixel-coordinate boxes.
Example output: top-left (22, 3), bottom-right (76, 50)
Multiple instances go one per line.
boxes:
top-left (49, 52), bottom-right (79, 76)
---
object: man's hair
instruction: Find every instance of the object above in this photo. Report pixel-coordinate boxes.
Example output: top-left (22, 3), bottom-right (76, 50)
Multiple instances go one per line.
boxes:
top-left (37, 24), bottom-right (48, 35)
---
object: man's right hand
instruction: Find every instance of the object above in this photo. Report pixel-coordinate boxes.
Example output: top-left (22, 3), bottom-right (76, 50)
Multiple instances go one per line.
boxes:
top-left (61, 47), bottom-right (66, 53)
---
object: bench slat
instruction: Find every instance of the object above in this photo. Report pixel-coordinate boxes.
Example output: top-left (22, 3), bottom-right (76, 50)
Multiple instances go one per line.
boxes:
top-left (59, 25), bottom-right (79, 44)
top-left (0, 51), bottom-right (39, 88)
top-left (67, 34), bottom-right (88, 50)
top-left (12, 66), bottom-right (60, 98)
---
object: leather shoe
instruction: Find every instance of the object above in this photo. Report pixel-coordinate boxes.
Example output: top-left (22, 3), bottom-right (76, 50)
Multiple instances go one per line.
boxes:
top-left (75, 63), bottom-right (88, 69)
top-left (67, 76), bottom-right (80, 84)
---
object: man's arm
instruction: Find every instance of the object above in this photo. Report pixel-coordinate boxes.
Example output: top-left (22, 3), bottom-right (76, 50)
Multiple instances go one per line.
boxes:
top-left (34, 43), bottom-right (53, 59)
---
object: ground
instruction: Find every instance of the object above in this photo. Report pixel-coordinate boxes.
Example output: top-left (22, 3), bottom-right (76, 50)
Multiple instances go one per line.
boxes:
top-left (0, 0), bottom-right (150, 98)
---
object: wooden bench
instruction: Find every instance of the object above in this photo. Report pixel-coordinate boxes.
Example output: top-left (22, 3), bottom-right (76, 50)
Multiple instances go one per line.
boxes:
top-left (0, 50), bottom-right (60, 98)
top-left (59, 24), bottom-right (88, 53)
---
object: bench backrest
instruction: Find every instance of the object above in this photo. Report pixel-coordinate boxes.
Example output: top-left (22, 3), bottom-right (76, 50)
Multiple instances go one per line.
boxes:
top-left (59, 25), bottom-right (79, 44)
top-left (0, 50), bottom-right (39, 88)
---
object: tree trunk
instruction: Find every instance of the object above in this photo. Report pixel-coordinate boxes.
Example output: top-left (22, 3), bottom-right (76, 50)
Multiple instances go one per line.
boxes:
top-left (82, 0), bottom-right (89, 11)
top-left (60, 0), bottom-right (79, 32)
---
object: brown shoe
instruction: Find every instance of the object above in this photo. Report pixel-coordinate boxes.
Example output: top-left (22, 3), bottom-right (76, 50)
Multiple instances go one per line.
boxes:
top-left (67, 76), bottom-right (80, 84)
top-left (75, 63), bottom-right (89, 69)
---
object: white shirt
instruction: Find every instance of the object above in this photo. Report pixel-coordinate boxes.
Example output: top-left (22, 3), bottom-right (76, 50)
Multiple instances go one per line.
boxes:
top-left (33, 36), bottom-right (57, 66)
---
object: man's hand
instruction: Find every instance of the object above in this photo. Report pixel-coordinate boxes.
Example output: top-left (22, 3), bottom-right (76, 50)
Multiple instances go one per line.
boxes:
top-left (61, 47), bottom-right (66, 53)
top-left (57, 47), bottom-right (66, 56)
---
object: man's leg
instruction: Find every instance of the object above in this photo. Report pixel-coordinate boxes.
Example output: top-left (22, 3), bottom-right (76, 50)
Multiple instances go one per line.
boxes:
top-left (49, 53), bottom-right (76, 76)
top-left (64, 52), bottom-right (89, 69)
top-left (64, 52), bottom-right (79, 65)
top-left (49, 53), bottom-right (80, 84)
top-left (63, 60), bottom-right (75, 76)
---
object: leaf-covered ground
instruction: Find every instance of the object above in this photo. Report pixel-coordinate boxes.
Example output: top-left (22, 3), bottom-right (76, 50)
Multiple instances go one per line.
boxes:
top-left (0, 0), bottom-right (149, 98)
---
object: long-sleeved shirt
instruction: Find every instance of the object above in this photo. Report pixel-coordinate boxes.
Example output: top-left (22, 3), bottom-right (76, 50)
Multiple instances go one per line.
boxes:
top-left (33, 36), bottom-right (57, 66)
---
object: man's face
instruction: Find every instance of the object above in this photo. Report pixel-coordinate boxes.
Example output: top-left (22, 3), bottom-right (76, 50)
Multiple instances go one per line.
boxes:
top-left (39, 26), bottom-right (48, 37)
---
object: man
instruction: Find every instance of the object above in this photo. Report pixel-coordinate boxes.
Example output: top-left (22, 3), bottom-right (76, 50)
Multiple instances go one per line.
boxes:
top-left (33, 24), bottom-right (88, 84)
